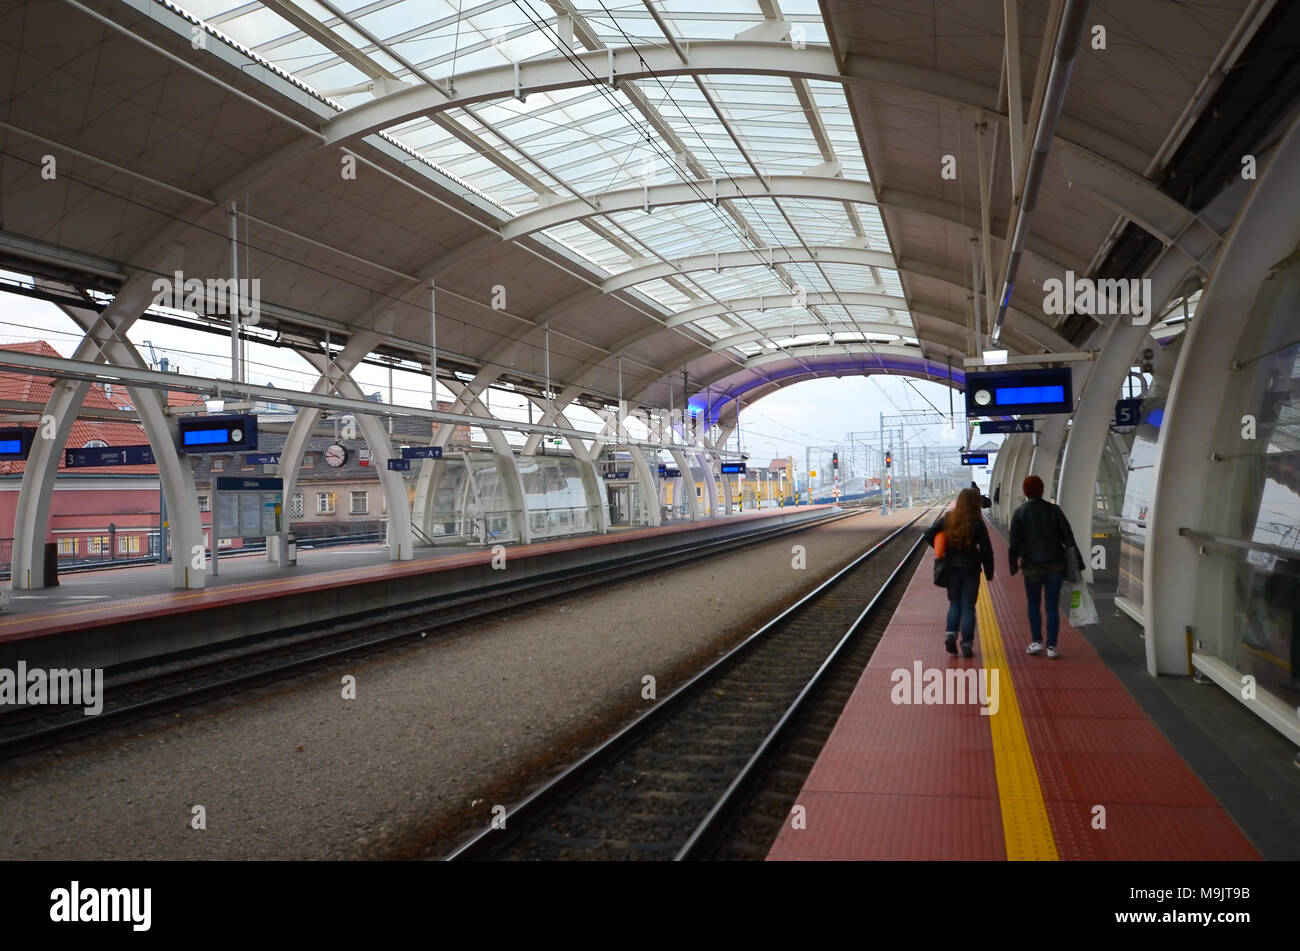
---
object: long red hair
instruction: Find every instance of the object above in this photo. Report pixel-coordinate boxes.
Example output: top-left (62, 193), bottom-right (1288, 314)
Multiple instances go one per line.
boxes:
top-left (945, 487), bottom-right (982, 548)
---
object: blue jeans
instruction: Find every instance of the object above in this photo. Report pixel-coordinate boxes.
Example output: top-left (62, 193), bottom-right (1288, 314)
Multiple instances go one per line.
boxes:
top-left (1024, 571), bottom-right (1065, 647)
top-left (945, 570), bottom-right (980, 645)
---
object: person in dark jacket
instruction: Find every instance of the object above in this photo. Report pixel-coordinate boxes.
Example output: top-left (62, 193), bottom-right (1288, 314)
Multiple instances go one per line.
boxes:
top-left (1008, 475), bottom-right (1079, 659)
top-left (971, 481), bottom-right (992, 509)
top-left (924, 487), bottom-right (995, 657)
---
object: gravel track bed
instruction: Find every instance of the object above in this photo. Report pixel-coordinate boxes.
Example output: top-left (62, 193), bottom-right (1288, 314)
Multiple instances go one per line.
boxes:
top-left (0, 508), bottom-right (919, 860)
top-left (466, 523), bottom-right (924, 860)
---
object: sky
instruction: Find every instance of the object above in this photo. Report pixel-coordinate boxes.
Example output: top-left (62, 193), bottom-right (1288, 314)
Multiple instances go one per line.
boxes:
top-left (0, 276), bottom-right (996, 481)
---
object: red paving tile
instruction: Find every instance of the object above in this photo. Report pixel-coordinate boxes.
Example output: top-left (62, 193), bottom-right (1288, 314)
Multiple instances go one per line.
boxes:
top-left (767, 791), bottom-right (1007, 861)
top-left (767, 517), bottom-right (1263, 861)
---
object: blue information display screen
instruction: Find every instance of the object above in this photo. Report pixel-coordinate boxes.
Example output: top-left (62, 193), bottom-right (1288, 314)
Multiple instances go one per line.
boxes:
top-left (182, 428), bottom-right (230, 446)
top-left (177, 414), bottom-right (256, 453)
top-left (0, 428), bottom-right (34, 460)
top-left (996, 385), bottom-right (1065, 406)
top-left (963, 453), bottom-right (990, 465)
top-left (720, 463), bottom-right (746, 474)
top-left (966, 368), bottom-right (1073, 417)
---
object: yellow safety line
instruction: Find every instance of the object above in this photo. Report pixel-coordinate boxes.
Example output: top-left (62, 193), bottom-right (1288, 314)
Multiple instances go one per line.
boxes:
top-left (976, 577), bottom-right (1059, 861)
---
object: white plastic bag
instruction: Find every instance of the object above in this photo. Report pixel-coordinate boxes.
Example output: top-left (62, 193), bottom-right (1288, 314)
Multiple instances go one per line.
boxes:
top-left (1067, 582), bottom-right (1097, 627)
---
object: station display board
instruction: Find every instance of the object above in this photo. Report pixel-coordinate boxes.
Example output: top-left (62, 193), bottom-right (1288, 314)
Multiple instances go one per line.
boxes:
top-left (215, 476), bottom-right (282, 538)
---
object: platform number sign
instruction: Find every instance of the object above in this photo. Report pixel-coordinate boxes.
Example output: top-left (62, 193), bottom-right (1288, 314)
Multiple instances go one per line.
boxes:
top-left (1111, 398), bottom-right (1142, 434)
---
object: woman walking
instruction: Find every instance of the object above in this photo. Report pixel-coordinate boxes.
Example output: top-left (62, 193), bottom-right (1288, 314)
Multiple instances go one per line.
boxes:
top-left (924, 488), bottom-right (995, 657)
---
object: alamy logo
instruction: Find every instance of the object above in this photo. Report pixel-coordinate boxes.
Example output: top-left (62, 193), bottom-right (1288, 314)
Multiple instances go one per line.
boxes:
top-left (890, 661), bottom-right (999, 715)
top-left (0, 662), bottom-right (103, 715)
top-left (50, 882), bottom-right (150, 932)
top-left (151, 271), bottom-right (261, 325)
top-left (1042, 271), bottom-right (1151, 325)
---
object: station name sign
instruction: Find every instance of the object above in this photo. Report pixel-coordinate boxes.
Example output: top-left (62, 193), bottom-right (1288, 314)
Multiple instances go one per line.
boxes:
top-left (215, 477), bottom-right (283, 492)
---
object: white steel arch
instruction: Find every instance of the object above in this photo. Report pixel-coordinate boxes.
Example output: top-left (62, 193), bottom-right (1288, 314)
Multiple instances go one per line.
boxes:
top-left (499, 176), bottom-right (877, 241)
top-left (320, 41), bottom-right (1149, 173)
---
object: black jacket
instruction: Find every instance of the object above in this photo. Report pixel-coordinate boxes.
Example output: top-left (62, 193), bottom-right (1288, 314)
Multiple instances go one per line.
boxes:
top-left (1008, 498), bottom-right (1078, 575)
top-left (924, 512), bottom-right (995, 579)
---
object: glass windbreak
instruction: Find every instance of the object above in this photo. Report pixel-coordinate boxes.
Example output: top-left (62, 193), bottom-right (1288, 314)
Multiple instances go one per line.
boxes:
top-left (1191, 257), bottom-right (1300, 698)
top-left (467, 452), bottom-right (519, 544)
top-left (1117, 335), bottom-right (1184, 616)
top-left (518, 454), bottom-right (594, 538)
top-left (428, 457), bottom-right (473, 538)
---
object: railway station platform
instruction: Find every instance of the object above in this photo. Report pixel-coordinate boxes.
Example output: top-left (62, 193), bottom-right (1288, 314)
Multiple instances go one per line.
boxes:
top-left (0, 502), bottom-right (840, 670)
top-left (766, 519), bottom-right (1290, 861)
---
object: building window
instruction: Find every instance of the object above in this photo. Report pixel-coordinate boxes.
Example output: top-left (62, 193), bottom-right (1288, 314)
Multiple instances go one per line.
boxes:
top-left (350, 491), bottom-right (368, 515)
top-left (317, 492), bottom-right (336, 515)
top-left (57, 537), bottom-right (77, 555)
top-left (82, 439), bottom-right (107, 448)
top-left (289, 493), bottom-right (304, 518)
top-left (118, 535), bottom-right (140, 555)
top-left (88, 536), bottom-right (107, 554)
top-left (302, 453), bottom-right (315, 468)
top-left (211, 457), bottom-right (226, 472)
top-left (197, 495), bottom-right (209, 512)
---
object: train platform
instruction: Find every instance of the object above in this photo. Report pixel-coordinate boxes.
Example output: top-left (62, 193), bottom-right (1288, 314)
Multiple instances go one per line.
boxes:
top-left (0, 503), bottom-right (840, 670)
top-left (766, 518), bottom-right (1272, 861)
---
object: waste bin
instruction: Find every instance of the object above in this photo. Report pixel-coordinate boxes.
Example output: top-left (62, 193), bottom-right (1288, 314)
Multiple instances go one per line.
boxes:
top-left (43, 541), bottom-right (59, 586)
top-left (285, 532), bottom-right (297, 566)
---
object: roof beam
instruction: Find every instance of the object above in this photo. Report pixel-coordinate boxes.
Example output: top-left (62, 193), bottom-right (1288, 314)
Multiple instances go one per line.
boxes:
top-left (665, 290), bottom-right (907, 329)
top-left (499, 175), bottom-right (875, 241)
top-left (321, 41), bottom-right (1150, 172)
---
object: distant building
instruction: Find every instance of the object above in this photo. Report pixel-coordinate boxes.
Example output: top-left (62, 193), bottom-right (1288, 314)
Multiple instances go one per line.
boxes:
top-left (0, 340), bottom-right (470, 569)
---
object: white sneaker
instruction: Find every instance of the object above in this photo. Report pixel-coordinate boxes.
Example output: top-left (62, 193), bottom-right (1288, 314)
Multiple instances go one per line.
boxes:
top-left (1026, 641), bottom-right (1043, 655)
top-left (1046, 646), bottom-right (1061, 659)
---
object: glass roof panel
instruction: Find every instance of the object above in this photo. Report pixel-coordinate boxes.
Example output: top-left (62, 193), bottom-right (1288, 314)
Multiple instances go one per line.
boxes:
top-left (168, 0), bottom-right (917, 359)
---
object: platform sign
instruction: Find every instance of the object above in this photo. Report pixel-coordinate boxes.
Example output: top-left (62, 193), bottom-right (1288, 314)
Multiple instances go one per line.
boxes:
top-left (215, 477), bottom-right (282, 538)
top-left (387, 458), bottom-right (412, 471)
top-left (178, 414), bottom-right (257, 453)
top-left (978, 419), bottom-right (1035, 434)
top-left (965, 368), bottom-right (1073, 417)
top-left (245, 452), bottom-right (281, 466)
top-left (65, 444), bottom-right (154, 467)
top-left (961, 452), bottom-right (991, 466)
top-left (720, 462), bottom-right (747, 475)
top-left (401, 446), bottom-right (443, 460)
top-left (0, 428), bottom-right (35, 461)
top-left (1111, 398), bottom-right (1142, 433)
top-left (658, 466), bottom-right (681, 478)
top-left (604, 471), bottom-right (630, 479)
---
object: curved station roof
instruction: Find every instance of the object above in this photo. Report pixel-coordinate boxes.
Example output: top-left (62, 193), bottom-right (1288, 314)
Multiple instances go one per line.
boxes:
top-left (0, 0), bottom-right (1262, 424)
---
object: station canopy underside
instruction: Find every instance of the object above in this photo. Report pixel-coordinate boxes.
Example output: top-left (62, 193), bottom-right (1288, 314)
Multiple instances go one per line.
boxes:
top-left (0, 0), bottom-right (1250, 419)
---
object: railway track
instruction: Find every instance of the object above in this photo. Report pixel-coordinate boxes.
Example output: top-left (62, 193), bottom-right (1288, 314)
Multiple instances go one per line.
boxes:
top-left (445, 505), bottom-right (936, 861)
top-left (0, 504), bottom-right (882, 761)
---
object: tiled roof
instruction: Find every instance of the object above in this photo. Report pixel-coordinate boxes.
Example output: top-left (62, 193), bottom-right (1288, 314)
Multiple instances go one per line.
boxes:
top-left (0, 342), bottom-right (159, 477)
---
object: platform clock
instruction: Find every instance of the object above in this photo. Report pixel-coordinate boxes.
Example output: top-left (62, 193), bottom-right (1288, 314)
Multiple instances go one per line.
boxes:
top-left (324, 443), bottom-right (349, 467)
